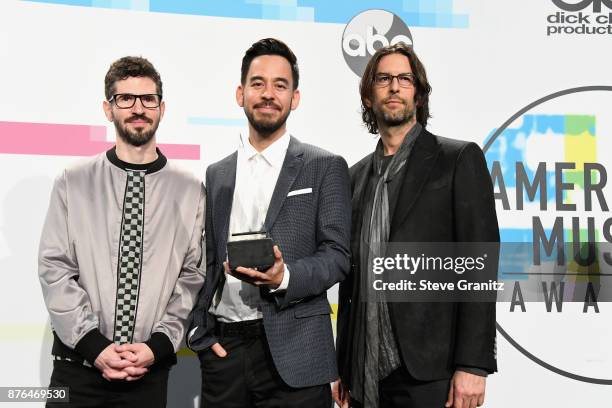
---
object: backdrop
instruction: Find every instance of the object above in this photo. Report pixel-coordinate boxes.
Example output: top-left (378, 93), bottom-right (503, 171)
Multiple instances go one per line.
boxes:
top-left (1, 0), bottom-right (611, 406)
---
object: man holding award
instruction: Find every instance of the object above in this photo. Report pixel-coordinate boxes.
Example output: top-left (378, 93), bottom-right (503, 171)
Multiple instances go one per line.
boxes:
top-left (187, 38), bottom-right (351, 407)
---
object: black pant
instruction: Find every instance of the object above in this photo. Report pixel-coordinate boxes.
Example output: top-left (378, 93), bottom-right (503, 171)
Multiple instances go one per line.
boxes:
top-left (351, 365), bottom-right (450, 408)
top-left (199, 321), bottom-right (332, 408)
top-left (46, 360), bottom-right (169, 408)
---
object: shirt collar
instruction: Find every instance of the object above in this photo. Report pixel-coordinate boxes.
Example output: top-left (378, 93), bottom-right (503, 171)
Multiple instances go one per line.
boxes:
top-left (239, 131), bottom-right (290, 168)
top-left (106, 146), bottom-right (167, 174)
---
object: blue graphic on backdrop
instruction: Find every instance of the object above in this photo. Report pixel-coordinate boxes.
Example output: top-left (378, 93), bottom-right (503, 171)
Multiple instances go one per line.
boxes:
top-left (25, 0), bottom-right (469, 28)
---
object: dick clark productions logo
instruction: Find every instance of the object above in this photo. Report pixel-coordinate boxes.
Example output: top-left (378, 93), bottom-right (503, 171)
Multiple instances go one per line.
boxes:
top-left (547, 0), bottom-right (612, 35)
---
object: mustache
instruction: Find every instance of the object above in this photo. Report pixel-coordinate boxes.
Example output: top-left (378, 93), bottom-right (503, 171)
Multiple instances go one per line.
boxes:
top-left (383, 96), bottom-right (405, 104)
top-left (254, 101), bottom-right (282, 110)
top-left (125, 114), bottom-right (153, 124)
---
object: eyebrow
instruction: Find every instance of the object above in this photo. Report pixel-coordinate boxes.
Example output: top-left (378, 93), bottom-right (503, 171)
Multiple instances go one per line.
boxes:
top-left (249, 75), bottom-right (290, 85)
top-left (376, 72), bottom-right (413, 76)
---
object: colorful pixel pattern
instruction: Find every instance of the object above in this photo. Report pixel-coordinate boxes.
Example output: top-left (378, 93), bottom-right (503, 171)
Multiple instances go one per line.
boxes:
top-left (25, 0), bottom-right (469, 28)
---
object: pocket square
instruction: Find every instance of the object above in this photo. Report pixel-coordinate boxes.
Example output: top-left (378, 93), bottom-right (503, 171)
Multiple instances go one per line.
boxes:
top-left (287, 187), bottom-right (312, 197)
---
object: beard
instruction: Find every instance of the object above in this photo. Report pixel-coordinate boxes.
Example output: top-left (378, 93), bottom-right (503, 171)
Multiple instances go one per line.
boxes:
top-left (244, 100), bottom-right (291, 138)
top-left (373, 98), bottom-right (416, 128)
top-left (114, 114), bottom-right (159, 147)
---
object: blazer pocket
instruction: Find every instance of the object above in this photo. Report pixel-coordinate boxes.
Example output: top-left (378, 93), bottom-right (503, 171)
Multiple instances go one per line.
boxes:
top-left (294, 301), bottom-right (333, 318)
top-left (287, 187), bottom-right (313, 197)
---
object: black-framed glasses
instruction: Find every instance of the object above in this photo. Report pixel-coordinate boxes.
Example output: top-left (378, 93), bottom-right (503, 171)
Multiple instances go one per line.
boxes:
top-left (110, 93), bottom-right (162, 109)
top-left (374, 73), bottom-right (415, 88)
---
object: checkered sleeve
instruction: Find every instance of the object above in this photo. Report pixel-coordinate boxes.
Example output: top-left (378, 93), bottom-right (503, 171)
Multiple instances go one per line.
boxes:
top-left (38, 172), bottom-right (109, 355)
top-left (149, 182), bottom-right (206, 353)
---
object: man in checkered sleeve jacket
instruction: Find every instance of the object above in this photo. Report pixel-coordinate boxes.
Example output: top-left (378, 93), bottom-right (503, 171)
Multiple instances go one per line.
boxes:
top-left (38, 56), bottom-right (205, 408)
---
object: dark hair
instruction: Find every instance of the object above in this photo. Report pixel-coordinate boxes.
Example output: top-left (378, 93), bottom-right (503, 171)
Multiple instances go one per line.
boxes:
top-left (104, 56), bottom-right (163, 100)
top-left (360, 43), bottom-right (431, 133)
top-left (241, 38), bottom-right (299, 90)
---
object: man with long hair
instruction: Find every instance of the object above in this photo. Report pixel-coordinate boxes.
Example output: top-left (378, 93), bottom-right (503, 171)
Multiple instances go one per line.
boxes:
top-left (335, 43), bottom-right (498, 408)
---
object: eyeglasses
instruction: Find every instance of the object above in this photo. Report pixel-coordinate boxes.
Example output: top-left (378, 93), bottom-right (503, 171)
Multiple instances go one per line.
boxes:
top-left (374, 73), bottom-right (415, 88)
top-left (110, 93), bottom-right (162, 109)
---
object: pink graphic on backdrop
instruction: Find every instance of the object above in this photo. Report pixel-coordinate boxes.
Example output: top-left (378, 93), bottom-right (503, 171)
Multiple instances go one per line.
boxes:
top-left (0, 121), bottom-right (200, 160)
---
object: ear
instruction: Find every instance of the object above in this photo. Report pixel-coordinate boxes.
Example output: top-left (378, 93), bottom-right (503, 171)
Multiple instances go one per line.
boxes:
top-left (236, 85), bottom-right (244, 107)
top-left (290, 89), bottom-right (300, 111)
top-left (159, 100), bottom-right (166, 119)
top-left (364, 97), bottom-right (372, 109)
top-left (103, 100), bottom-right (113, 122)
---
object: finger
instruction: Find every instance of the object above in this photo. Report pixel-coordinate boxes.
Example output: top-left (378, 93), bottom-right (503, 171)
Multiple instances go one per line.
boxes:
top-left (124, 366), bottom-right (148, 376)
top-left (114, 344), bottom-right (127, 352)
top-left (223, 261), bottom-right (231, 273)
top-left (454, 393), bottom-right (464, 408)
top-left (331, 384), bottom-right (341, 406)
top-left (468, 395), bottom-right (477, 408)
top-left (445, 382), bottom-right (454, 407)
top-left (106, 358), bottom-right (132, 370)
top-left (273, 245), bottom-right (282, 260)
top-left (118, 351), bottom-right (138, 362)
top-left (103, 368), bottom-right (128, 380)
top-left (211, 342), bottom-right (228, 358)
top-left (125, 374), bottom-right (145, 382)
top-left (477, 391), bottom-right (485, 406)
top-left (234, 267), bottom-right (267, 280)
top-left (115, 344), bottom-right (137, 353)
top-left (102, 373), bottom-right (111, 381)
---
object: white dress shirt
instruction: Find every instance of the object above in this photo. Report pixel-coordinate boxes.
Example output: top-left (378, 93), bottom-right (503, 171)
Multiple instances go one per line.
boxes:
top-left (210, 132), bottom-right (291, 323)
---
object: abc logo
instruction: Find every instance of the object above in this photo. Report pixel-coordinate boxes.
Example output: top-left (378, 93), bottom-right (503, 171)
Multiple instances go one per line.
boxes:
top-left (342, 9), bottom-right (413, 77)
top-left (552, 0), bottom-right (612, 12)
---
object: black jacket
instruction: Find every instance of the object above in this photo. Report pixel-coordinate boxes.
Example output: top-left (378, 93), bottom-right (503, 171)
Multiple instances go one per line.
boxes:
top-left (337, 128), bottom-right (499, 384)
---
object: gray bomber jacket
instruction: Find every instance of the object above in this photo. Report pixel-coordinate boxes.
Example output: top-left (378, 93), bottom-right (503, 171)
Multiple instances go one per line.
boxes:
top-left (38, 148), bottom-right (205, 366)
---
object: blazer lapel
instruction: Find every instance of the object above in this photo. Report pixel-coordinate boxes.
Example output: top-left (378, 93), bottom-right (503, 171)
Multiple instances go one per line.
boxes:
top-left (263, 136), bottom-right (304, 232)
top-left (390, 129), bottom-right (440, 233)
top-left (215, 152), bottom-right (237, 258)
top-left (350, 155), bottom-right (372, 256)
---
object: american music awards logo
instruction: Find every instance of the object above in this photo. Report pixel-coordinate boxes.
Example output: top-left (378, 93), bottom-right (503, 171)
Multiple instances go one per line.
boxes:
top-left (485, 86), bottom-right (612, 384)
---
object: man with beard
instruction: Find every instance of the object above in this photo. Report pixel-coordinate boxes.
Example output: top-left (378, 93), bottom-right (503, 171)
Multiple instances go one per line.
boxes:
top-left (187, 38), bottom-right (351, 407)
top-left (38, 56), bottom-right (205, 407)
top-left (334, 43), bottom-right (498, 408)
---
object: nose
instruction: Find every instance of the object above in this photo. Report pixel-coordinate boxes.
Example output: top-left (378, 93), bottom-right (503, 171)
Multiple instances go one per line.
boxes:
top-left (261, 83), bottom-right (274, 100)
top-left (131, 96), bottom-right (145, 114)
top-left (389, 76), bottom-right (400, 92)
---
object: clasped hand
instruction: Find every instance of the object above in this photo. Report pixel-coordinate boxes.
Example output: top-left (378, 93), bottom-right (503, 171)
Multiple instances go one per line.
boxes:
top-left (94, 343), bottom-right (155, 381)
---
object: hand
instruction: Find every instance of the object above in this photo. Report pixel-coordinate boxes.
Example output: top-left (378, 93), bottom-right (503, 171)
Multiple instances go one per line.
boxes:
top-left (332, 379), bottom-right (350, 408)
top-left (210, 342), bottom-right (228, 358)
top-left (445, 371), bottom-right (486, 408)
top-left (226, 245), bottom-right (285, 288)
top-left (94, 344), bottom-right (135, 381)
top-left (114, 343), bottom-right (154, 381)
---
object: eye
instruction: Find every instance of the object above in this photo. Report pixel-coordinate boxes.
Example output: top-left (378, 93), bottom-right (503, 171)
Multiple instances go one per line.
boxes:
top-left (251, 81), bottom-right (264, 89)
top-left (117, 94), bottom-right (134, 102)
top-left (376, 75), bottom-right (390, 83)
top-left (399, 75), bottom-right (414, 84)
top-left (275, 82), bottom-right (288, 91)
top-left (141, 95), bottom-right (156, 103)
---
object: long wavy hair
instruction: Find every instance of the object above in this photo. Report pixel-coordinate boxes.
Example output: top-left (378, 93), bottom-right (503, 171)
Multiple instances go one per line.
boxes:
top-left (360, 43), bottom-right (432, 134)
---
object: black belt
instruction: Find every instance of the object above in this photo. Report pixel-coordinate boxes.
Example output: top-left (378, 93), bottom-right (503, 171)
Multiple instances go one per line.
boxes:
top-left (214, 319), bottom-right (264, 338)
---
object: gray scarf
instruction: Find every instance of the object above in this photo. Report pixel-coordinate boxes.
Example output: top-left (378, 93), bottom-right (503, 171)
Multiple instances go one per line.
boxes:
top-left (352, 123), bottom-right (421, 407)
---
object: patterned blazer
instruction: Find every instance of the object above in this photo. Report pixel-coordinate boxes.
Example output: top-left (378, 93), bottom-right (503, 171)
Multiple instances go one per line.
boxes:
top-left (188, 136), bottom-right (352, 388)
